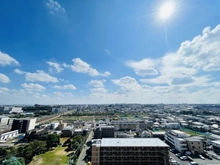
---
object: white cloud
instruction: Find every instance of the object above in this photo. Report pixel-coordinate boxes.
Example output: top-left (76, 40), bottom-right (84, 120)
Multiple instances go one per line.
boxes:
top-left (90, 87), bottom-right (108, 94)
top-left (46, 0), bottom-right (65, 15)
top-left (21, 83), bottom-right (46, 91)
top-left (112, 76), bottom-right (142, 94)
top-left (125, 58), bottom-right (159, 76)
top-left (64, 58), bottom-right (111, 77)
top-left (14, 69), bottom-right (59, 83)
top-left (0, 51), bottom-right (19, 66)
top-left (53, 84), bottom-right (76, 90)
top-left (26, 70), bottom-right (59, 83)
top-left (0, 87), bottom-right (9, 93)
top-left (14, 69), bottom-right (24, 74)
top-left (47, 61), bottom-right (63, 73)
top-left (178, 25), bottom-right (220, 71)
top-left (53, 92), bottom-right (74, 97)
top-left (89, 80), bottom-right (105, 88)
top-left (0, 73), bottom-right (10, 83)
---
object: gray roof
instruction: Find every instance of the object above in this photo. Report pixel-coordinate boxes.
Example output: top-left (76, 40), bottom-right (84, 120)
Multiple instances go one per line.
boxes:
top-left (185, 137), bottom-right (201, 142)
top-left (101, 138), bottom-right (169, 147)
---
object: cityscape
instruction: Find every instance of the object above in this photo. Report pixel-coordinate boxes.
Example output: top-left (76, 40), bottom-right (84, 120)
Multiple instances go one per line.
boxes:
top-left (1, 0), bottom-right (220, 165)
top-left (0, 104), bottom-right (220, 165)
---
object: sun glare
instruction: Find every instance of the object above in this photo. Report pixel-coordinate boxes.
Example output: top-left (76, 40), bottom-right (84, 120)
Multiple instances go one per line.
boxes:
top-left (159, 2), bottom-right (175, 20)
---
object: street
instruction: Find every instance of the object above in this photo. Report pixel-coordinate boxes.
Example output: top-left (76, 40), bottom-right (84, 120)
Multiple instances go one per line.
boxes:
top-left (76, 131), bottom-right (93, 165)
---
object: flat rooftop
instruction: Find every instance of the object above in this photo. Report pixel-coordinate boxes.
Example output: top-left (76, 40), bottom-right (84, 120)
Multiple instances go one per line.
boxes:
top-left (101, 138), bottom-right (169, 147)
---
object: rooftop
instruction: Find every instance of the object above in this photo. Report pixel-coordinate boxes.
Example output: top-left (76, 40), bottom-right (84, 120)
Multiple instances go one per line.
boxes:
top-left (101, 138), bottom-right (169, 147)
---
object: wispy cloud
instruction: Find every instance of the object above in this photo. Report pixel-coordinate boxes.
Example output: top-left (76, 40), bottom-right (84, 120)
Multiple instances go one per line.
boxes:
top-left (0, 51), bottom-right (19, 66)
top-left (64, 58), bottom-right (110, 77)
top-left (0, 73), bottom-right (10, 83)
top-left (89, 80), bottom-right (105, 88)
top-left (14, 69), bottom-right (59, 83)
top-left (105, 49), bottom-right (110, 55)
top-left (47, 61), bottom-right (63, 73)
top-left (46, 0), bottom-right (65, 15)
top-left (21, 83), bottom-right (46, 91)
top-left (53, 84), bottom-right (76, 90)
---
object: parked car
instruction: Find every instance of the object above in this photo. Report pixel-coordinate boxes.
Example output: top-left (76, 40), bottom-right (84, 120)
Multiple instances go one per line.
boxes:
top-left (199, 155), bottom-right (205, 160)
top-left (170, 160), bottom-right (180, 165)
top-left (180, 156), bottom-right (188, 160)
top-left (188, 162), bottom-right (198, 165)
top-left (175, 153), bottom-right (181, 157)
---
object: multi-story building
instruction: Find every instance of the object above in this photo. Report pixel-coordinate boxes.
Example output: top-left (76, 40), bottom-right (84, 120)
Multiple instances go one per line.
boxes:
top-left (0, 130), bottom-right (19, 141)
top-left (165, 130), bottom-right (189, 153)
top-left (11, 118), bottom-right (36, 133)
top-left (212, 140), bottom-right (220, 153)
top-left (111, 120), bottom-right (146, 131)
top-left (0, 116), bottom-right (9, 125)
top-left (92, 138), bottom-right (170, 165)
top-left (185, 137), bottom-right (204, 154)
top-left (94, 126), bottom-right (114, 139)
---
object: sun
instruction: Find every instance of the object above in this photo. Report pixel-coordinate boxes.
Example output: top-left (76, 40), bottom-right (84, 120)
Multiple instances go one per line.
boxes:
top-left (159, 2), bottom-right (175, 20)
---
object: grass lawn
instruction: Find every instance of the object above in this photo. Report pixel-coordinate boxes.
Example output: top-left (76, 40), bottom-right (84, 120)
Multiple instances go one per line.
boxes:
top-left (29, 145), bottom-right (69, 165)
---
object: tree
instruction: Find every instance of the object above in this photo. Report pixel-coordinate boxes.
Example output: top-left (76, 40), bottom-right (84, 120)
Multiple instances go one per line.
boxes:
top-left (29, 140), bottom-right (47, 155)
top-left (46, 134), bottom-right (60, 149)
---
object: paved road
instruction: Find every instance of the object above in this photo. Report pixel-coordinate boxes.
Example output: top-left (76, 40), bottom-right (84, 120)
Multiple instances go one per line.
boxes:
top-left (76, 131), bottom-right (93, 165)
top-left (169, 151), bottom-right (189, 165)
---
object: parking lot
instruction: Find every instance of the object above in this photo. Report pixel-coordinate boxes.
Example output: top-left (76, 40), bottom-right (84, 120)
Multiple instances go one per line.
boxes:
top-left (169, 151), bottom-right (220, 165)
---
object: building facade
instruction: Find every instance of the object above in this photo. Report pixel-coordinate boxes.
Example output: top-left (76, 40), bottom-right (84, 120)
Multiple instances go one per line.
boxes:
top-left (165, 130), bottom-right (189, 153)
top-left (94, 126), bottom-right (114, 139)
top-left (185, 137), bottom-right (204, 154)
top-left (92, 138), bottom-right (169, 165)
top-left (0, 116), bottom-right (9, 125)
top-left (11, 118), bottom-right (36, 133)
top-left (212, 140), bottom-right (220, 153)
top-left (0, 130), bottom-right (19, 141)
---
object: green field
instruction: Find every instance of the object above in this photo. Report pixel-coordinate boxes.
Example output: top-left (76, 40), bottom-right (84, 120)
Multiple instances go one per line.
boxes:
top-left (30, 145), bottom-right (69, 165)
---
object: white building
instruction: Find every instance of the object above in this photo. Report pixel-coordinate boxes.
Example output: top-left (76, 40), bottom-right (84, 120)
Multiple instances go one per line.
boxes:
top-left (165, 123), bottom-right (180, 129)
top-left (11, 118), bottom-right (36, 133)
top-left (52, 107), bottom-right (68, 113)
top-left (0, 130), bottom-right (19, 141)
top-left (9, 107), bottom-right (23, 113)
top-left (0, 116), bottom-right (9, 125)
top-left (165, 130), bottom-right (190, 153)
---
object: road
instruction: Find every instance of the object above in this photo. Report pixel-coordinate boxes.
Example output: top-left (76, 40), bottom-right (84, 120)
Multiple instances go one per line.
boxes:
top-left (76, 131), bottom-right (93, 165)
top-left (169, 151), bottom-right (188, 165)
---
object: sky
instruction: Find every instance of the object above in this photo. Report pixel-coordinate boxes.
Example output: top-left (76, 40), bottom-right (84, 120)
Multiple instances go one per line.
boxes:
top-left (0, 0), bottom-right (220, 105)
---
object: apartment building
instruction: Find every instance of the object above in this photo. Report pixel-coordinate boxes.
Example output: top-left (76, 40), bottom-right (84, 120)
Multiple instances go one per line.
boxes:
top-left (111, 120), bottom-right (146, 131)
top-left (52, 107), bottom-right (68, 113)
top-left (11, 118), bottom-right (36, 133)
top-left (92, 138), bottom-right (170, 165)
top-left (212, 140), bottom-right (220, 153)
top-left (0, 116), bottom-right (9, 125)
top-left (0, 130), bottom-right (19, 141)
top-left (185, 137), bottom-right (204, 154)
top-left (94, 125), bottom-right (114, 139)
top-left (165, 130), bottom-right (189, 153)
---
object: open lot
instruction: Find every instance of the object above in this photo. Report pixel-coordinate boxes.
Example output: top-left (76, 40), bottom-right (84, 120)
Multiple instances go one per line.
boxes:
top-left (29, 138), bottom-right (71, 165)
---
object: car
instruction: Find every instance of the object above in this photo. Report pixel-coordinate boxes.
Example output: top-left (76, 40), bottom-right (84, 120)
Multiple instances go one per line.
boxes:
top-left (180, 156), bottom-right (188, 160)
top-left (188, 162), bottom-right (198, 165)
top-left (199, 154), bottom-right (205, 160)
top-left (170, 160), bottom-right (180, 165)
top-left (175, 153), bottom-right (181, 157)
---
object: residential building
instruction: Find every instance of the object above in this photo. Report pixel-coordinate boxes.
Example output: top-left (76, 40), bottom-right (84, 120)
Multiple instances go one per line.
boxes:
top-left (0, 130), bottom-right (19, 141)
top-left (62, 126), bottom-right (74, 137)
top-left (92, 138), bottom-right (170, 165)
top-left (94, 126), bottom-right (114, 139)
top-left (185, 137), bottom-right (204, 154)
top-left (165, 130), bottom-right (189, 153)
top-left (11, 118), bottom-right (36, 133)
top-left (111, 120), bottom-right (146, 131)
top-left (212, 140), bottom-right (220, 153)
top-left (0, 116), bottom-right (9, 125)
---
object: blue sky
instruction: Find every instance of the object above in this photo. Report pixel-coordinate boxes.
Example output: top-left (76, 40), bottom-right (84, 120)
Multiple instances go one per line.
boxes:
top-left (1, 0), bottom-right (220, 104)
